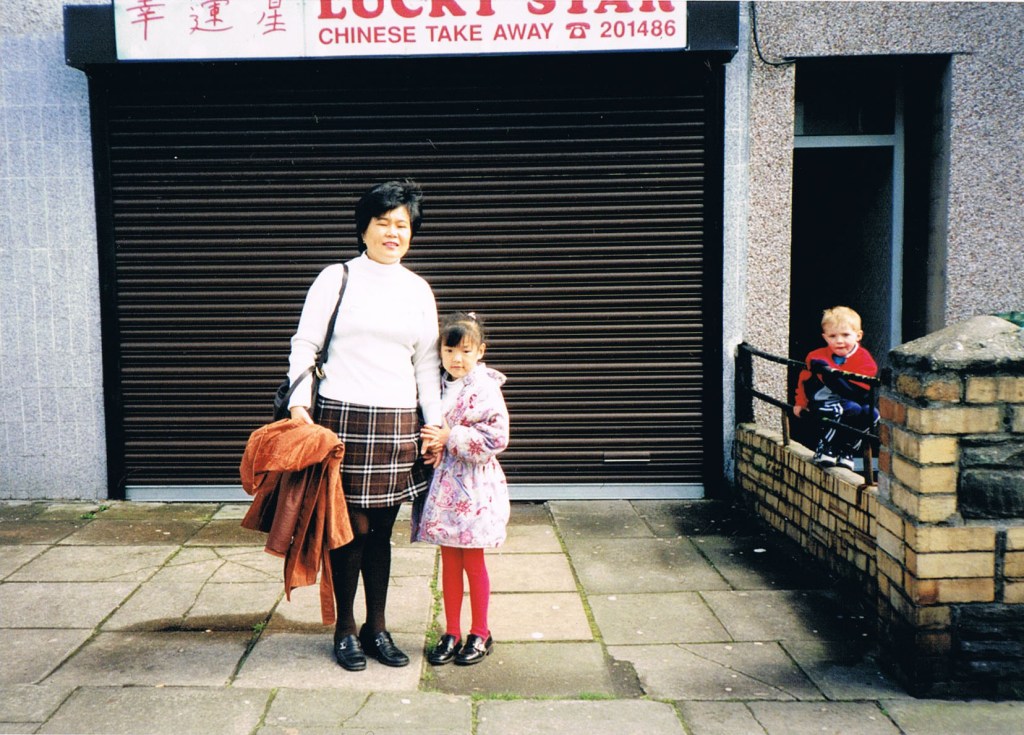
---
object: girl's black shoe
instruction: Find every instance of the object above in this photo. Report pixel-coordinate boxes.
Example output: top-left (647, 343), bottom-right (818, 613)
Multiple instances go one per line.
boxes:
top-left (427, 634), bottom-right (462, 666)
top-left (454, 634), bottom-right (493, 666)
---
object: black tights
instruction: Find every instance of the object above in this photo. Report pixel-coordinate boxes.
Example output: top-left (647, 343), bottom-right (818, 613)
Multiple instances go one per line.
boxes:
top-left (329, 504), bottom-right (401, 640)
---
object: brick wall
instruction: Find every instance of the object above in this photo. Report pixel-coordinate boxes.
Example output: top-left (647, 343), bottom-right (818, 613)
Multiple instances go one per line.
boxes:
top-left (734, 423), bottom-right (878, 600)
top-left (876, 316), bottom-right (1024, 697)
top-left (735, 316), bottom-right (1024, 697)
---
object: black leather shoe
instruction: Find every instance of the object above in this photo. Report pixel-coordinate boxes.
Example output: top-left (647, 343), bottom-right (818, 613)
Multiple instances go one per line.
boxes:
top-left (359, 627), bottom-right (410, 667)
top-left (427, 634), bottom-right (462, 666)
top-left (333, 634), bottom-right (366, 671)
top-left (454, 634), bottom-right (493, 666)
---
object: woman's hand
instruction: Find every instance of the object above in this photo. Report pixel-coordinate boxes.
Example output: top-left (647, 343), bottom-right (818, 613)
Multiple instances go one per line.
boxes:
top-left (793, 405), bottom-right (804, 418)
top-left (290, 406), bottom-right (314, 425)
top-left (421, 420), bottom-right (451, 468)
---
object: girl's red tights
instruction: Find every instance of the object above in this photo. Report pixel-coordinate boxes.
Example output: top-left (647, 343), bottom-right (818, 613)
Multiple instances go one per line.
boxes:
top-left (440, 546), bottom-right (490, 639)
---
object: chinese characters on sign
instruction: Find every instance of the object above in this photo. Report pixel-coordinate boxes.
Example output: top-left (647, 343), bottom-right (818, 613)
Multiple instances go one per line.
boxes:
top-left (114, 0), bottom-right (688, 60)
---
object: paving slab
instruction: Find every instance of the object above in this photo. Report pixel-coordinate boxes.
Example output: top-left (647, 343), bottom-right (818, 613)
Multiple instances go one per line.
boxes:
top-left (678, 701), bottom-right (768, 735)
top-left (103, 579), bottom-right (212, 631)
top-left (507, 501), bottom-right (555, 526)
top-left (477, 699), bottom-right (687, 735)
top-left (427, 642), bottom-right (620, 698)
top-left (609, 642), bottom-right (823, 701)
top-left (234, 631), bottom-right (425, 691)
top-left (481, 591), bottom-right (593, 642)
top-left (97, 502), bottom-right (217, 521)
top-left (187, 520), bottom-right (267, 546)
top-left (700, 590), bottom-right (870, 642)
top-left (58, 519), bottom-right (207, 545)
top-left (44, 631), bottom-right (250, 687)
top-left (746, 701), bottom-right (900, 735)
top-left (881, 699), bottom-right (1024, 735)
top-left (257, 689), bottom-right (369, 732)
top-left (0, 521), bottom-right (83, 545)
top-left (484, 552), bottom-right (578, 592)
top-left (690, 535), bottom-right (828, 590)
top-left (0, 684), bottom-right (75, 725)
top-left (7, 544), bottom-right (176, 582)
top-left (632, 500), bottom-right (767, 537)
top-left (37, 686), bottom-right (269, 735)
top-left (781, 640), bottom-right (909, 701)
top-left (0, 630), bottom-right (92, 685)
top-left (343, 691), bottom-right (473, 734)
top-left (0, 581), bottom-right (138, 628)
top-left (499, 522), bottom-right (563, 553)
top-left (549, 500), bottom-right (656, 539)
top-left (588, 591), bottom-right (730, 644)
top-left (567, 537), bottom-right (730, 593)
top-left (0, 545), bottom-right (46, 578)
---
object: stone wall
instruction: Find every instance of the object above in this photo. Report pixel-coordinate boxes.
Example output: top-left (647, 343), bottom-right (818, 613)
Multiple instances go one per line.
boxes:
top-left (735, 316), bottom-right (1024, 697)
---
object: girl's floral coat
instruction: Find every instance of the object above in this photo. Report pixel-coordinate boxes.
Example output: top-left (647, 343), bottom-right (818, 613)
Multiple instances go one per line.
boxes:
top-left (413, 364), bottom-right (510, 548)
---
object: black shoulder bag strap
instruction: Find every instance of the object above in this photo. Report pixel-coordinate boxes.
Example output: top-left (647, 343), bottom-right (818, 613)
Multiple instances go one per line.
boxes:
top-left (282, 263), bottom-right (349, 406)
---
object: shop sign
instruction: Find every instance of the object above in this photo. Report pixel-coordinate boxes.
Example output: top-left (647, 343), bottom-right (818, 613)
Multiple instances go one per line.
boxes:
top-left (113, 0), bottom-right (687, 60)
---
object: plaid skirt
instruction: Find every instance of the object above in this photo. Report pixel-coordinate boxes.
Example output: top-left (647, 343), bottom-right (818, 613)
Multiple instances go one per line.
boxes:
top-left (316, 397), bottom-right (431, 508)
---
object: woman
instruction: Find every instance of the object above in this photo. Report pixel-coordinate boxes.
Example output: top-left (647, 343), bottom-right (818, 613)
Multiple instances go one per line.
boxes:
top-left (287, 180), bottom-right (441, 671)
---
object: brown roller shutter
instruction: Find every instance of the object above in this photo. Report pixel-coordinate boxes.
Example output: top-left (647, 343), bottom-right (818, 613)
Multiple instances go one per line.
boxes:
top-left (95, 53), bottom-right (719, 496)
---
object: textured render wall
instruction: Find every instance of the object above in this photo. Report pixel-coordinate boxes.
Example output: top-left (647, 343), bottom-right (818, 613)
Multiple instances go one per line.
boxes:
top-left (751, 1), bottom-right (1024, 325)
top-left (0, 1), bottom-right (108, 499)
top-left (720, 5), bottom-right (752, 483)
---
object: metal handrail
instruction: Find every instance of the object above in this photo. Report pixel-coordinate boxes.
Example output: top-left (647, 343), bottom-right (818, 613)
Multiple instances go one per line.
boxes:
top-left (735, 342), bottom-right (879, 484)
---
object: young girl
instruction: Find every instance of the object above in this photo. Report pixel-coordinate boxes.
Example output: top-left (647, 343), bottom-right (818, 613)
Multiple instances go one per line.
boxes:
top-left (415, 312), bottom-right (510, 666)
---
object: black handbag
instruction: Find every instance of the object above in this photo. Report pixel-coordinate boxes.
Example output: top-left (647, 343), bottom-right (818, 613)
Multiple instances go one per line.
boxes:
top-left (273, 263), bottom-right (349, 421)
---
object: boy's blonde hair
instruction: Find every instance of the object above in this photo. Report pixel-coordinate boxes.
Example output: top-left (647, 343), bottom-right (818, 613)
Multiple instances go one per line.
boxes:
top-left (821, 305), bottom-right (862, 332)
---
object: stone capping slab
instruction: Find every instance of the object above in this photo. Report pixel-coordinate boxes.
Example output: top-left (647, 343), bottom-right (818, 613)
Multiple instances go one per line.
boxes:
top-left (889, 316), bottom-right (1024, 372)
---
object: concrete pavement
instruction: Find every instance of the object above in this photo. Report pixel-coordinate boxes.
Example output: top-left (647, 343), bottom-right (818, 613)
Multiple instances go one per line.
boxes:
top-left (1, 498), bottom-right (1022, 734)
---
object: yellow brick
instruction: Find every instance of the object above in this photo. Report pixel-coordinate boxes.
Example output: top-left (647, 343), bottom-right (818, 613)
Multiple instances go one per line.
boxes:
top-left (905, 405), bottom-right (1002, 435)
top-left (1005, 551), bottom-right (1024, 578)
top-left (891, 455), bottom-right (958, 494)
top-left (910, 577), bottom-right (995, 604)
top-left (1007, 527), bottom-right (1024, 551)
top-left (1005, 582), bottom-right (1024, 604)
top-left (1013, 406), bottom-right (1024, 434)
top-left (995, 377), bottom-right (1024, 402)
top-left (905, 525), bottom-right (996, 553)
top-left (965, 377), bottom-right (998, 403)
top-left (923, 379), bottom-right (962, 403)
top-left (905, 549), bottom-right (995, 579)
top-left (896, 374), bottom-right (923, 399)
top-left (890, 480), bottom-right (958, 523)
top-left (876, 545), bottom-right (906, 585)
top-left (875, 502), bottom-right (904, 536)
top-left (876, 526), bottom-right (905, 563)
top-left (890, 427), bottom-right (960, 464)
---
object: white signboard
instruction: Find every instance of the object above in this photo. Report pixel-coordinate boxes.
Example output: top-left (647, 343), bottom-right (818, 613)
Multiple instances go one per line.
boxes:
top-left (114, 0), bottom-right (688, 60)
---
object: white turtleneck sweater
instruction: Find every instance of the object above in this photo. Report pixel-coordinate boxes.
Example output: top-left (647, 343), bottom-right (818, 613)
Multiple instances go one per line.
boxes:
top-left (287, 254), bottom-right (442, 425)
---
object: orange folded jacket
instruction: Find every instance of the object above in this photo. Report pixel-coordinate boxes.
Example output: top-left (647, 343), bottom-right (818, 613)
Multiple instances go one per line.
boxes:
top-left (240, 418), bottom-right (353, 624)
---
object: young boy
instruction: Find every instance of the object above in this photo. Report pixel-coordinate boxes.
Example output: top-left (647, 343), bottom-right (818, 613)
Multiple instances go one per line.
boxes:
top-left (793, 306), bottom-right (879, 470)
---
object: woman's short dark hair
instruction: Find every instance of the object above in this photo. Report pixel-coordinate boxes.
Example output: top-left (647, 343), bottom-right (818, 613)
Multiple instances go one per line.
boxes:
top-left (355, 179), bottom-right (424, 252)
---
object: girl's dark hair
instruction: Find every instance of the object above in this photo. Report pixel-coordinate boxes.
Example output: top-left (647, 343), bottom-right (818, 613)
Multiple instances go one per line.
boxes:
top-left (354, 179), bottom-right (424, 252)
top-left (440, 312), bottom-right (486, 348)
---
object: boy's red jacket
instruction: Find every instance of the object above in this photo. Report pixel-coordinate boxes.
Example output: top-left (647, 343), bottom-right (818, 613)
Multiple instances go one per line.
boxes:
top-left (240, 418), bottom-right (352, 624)
top-left (794, 345), bottom-right (878, 409)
